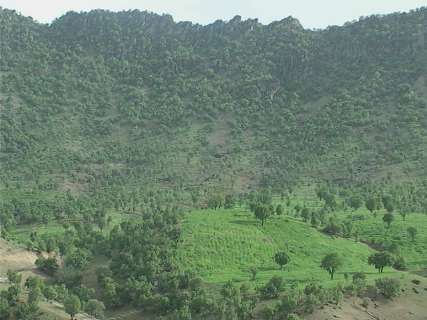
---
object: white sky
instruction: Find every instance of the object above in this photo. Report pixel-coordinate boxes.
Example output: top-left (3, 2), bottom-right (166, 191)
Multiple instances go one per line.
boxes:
top-left (0, 0), bottom-right (425, 28)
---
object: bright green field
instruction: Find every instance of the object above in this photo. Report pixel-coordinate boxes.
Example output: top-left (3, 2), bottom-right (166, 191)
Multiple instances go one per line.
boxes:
top-left (177, 208), bottom-right (398, 286)
top-left (347, 212), bottom-right (427, 270)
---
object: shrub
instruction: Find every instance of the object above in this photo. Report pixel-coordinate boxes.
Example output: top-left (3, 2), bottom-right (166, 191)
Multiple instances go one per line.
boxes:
top-left (375, 278), bottom-right (400, 299)
top-left (260, 276), bottom-right (284, 299)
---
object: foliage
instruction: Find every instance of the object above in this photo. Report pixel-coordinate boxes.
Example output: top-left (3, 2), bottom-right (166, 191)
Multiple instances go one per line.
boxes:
top-left (368, 252), bottom-right (394, 273)
top-left (375, 278), bottom-right (401, 299)
top-left (320, 253), bottom-right (342, 280)
top-left (274, 251), bottom-right (290, 269)
top-left (64, 294), bottom-right (81, 320)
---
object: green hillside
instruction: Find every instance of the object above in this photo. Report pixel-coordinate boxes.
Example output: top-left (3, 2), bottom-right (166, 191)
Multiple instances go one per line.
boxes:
top-left (1, 7), bottom-right (427, 204)
top-left (1, 6), bottom-right (427, 320)
top-left (344, 212), bottom-right (427, 270)
top-left (177, 208), bottom-right (394, 285)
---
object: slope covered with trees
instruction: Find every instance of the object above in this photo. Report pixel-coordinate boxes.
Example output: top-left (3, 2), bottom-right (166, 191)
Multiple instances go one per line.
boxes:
top-left (1, 7), bottom-right (427, 202)
top-left (1, 6), bottom-right (427, 319)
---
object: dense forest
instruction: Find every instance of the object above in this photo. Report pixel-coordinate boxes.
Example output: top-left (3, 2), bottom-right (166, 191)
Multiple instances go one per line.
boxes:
top-left (0, 6), bottom-right (427, 320)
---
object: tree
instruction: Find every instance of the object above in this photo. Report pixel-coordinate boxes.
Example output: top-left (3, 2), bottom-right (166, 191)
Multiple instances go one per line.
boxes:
top-left (348, 195), bottom-right (363, 211)
top-left (274, 251), bottom-right (290, 270)
top-left (253, 203), bottom-right (271, 226)
top-left (207, 193), bottom-right (224, 209)
top-left (224, 194), bottom-right (235, 209)
top-left (43, 286), bottom-right (57, 302)
top-left (407, 226), bottom-right (417, 242)
top-left (324, 193), bottom-right (337, 210)
top-left (85, 299), bottom-right (106, 319)
top-left (276, 204), bottom-right (284, 216)
top-left (260, 276), bottom-right (284, 299)
top-left (320, 253), bottom-right (342, 280)
top-left (28, 285), bottom-right (42, 305)
top-left (301, 208), bottom-right (310, 222)
top-left (35, 256), bottom-right (59, 275)
top-left (365, 197), bottom-right (377, 214)
top-left (368, 252), bottom-right (394, 273)
top-left (7, 270), bottom-right (22, 285)
top-left (382, 195), bottom-right (394, 213)
top-left (382, 213), bottom-right (394, 228)
top-left (64, 295), bottom-right (81, 320)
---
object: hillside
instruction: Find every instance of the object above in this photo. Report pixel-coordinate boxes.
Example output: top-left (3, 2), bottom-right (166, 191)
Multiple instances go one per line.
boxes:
top-left (1, 6), bottom-right (427, 320)
top-left (1, 7), bottom-right (427, 205)
top-left (177, 208), bottom-right (379, 284)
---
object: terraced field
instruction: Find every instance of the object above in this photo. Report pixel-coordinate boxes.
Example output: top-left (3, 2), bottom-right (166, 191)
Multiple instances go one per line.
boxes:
top-left (347, 212), bottom-right (427, 271)
top-left (177, 208), bottom-right (398, 286)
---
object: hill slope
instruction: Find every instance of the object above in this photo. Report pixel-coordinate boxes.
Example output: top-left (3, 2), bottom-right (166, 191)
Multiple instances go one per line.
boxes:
top-left (1, 7), bottom-right (427, 204)
top-left (177, 208), bottom-right (383, 285)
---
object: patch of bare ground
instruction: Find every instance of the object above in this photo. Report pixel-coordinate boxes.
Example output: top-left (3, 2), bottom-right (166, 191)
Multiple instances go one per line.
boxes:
top-left (306, 279), bottom-right (427, 320)
top-left (0, 238), bottom-right (37, 274)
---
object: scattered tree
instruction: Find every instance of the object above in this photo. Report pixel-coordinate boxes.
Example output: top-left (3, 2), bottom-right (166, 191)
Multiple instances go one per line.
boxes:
top-left (274, 251), bottom-right (290, 270)
top-left (407, 226), bottom-right (417, 242)
top-left (368, 252), bottom-right (394, 273)
top-left (320, 253), bottom-right (342, 280)
top-left (64, 295), bottom-right (81, 320)
top-left (382, 213), bottom-right (394, 228)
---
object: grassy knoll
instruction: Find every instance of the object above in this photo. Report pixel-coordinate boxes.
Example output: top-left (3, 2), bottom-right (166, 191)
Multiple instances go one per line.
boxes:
top-left (177, 208), bottom-right (397, 286)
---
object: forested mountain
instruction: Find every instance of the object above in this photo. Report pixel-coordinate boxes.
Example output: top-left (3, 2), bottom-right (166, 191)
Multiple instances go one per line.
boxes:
top-left (1, 7), bottom-right (427, 320)
top-left (1, 7), bottom-right (427, 200)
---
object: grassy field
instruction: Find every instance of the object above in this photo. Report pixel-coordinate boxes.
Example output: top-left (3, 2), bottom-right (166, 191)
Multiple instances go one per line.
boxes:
top-left (177, 207), bottom-right (399, 287)
top-left (346, 211), bottom-right (427, 271)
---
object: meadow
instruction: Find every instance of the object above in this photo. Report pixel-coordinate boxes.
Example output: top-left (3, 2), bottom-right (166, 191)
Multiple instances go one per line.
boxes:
top-left (176, 207), bottom-right (399, 286)
top-left (346, 212), bottom-right (427, 271)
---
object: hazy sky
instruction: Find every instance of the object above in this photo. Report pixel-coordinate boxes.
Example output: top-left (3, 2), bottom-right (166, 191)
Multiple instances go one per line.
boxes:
top-left (1, 0), bottom-right (425, 28)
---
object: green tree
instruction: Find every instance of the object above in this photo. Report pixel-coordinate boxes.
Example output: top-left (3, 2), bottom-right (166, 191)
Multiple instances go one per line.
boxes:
top-left (85, 299), bottom-right (106, 319)
top-left (365, 197), bottom-right (377, 214)
top-left (274, 251), bottom-right (290, 270)
top-left (28, 286), bottom-right (42, 305)
top-left (43, 286), bottom-right (57, 302)
top-left (382, 213), bottom-right (394, 228)
top-left (407, 226), bottom-right (417, 242)
top-left (64, 295), bottom-right (81, 320)
top-left (253, 203), bottom-right (271, 226)
top-left (260, 276), bottom-right (284, 299)
top-left (368, 252), bottom-right (394, 273)
top-left (320, 253), bottom-right (342, 280)
top-left (276, 204), bottom-right (284, 216)
top-left (348, 195), bottom-right (363, 211)
top-left (301, 208), bottom-right (310, 222)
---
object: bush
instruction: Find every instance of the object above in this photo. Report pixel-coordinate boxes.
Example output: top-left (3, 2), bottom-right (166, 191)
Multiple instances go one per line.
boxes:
top-left (260, 276), bottom-right (284, 299)
top-left (35, 256), bottom-right (59, 275)
top-left (375, 278), bottom-right (400, 298)
top-left (85, 299), bottom-right (106, 319)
